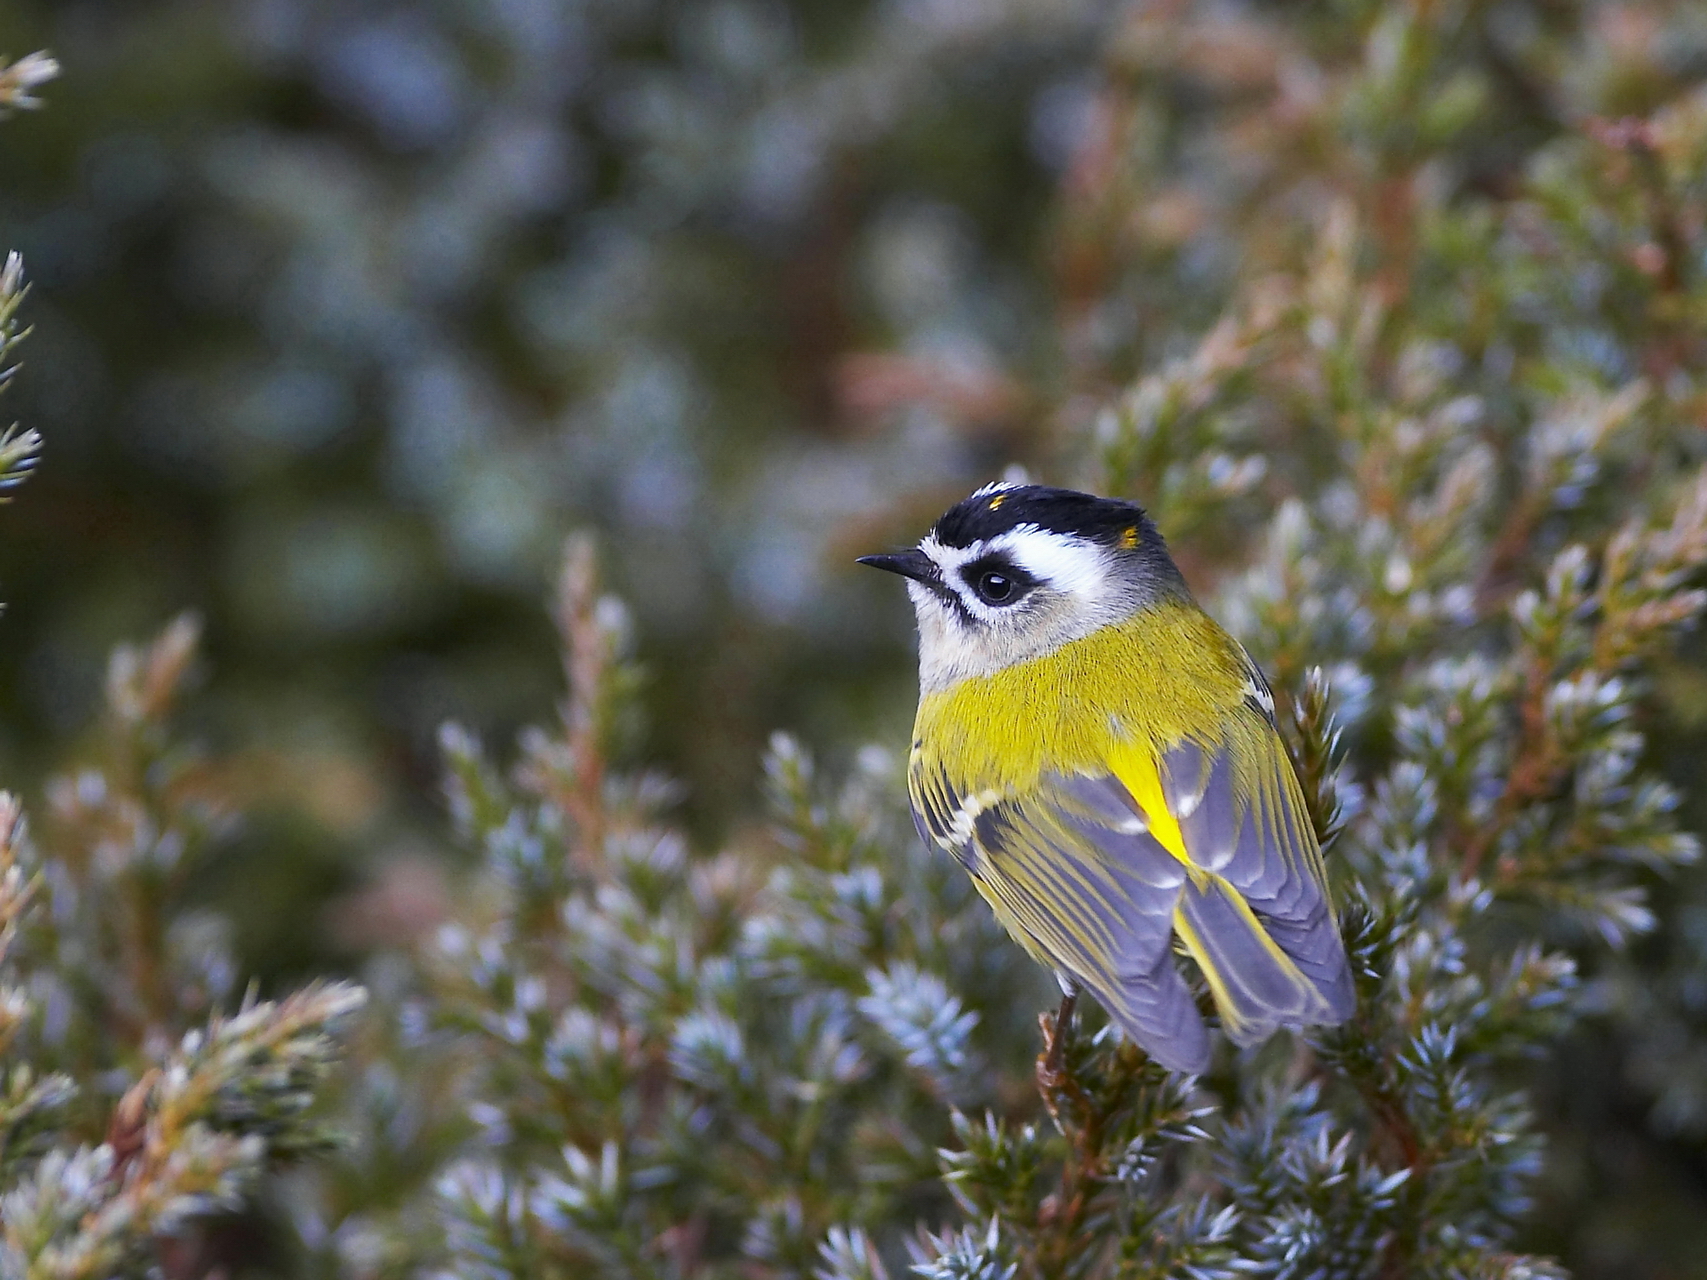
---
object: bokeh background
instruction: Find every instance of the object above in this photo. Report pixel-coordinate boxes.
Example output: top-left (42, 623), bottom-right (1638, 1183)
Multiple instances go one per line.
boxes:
top-left (0, 0), bottom-right (1107, 975)
top-left (7, 0), bottom-right (1707, 1274)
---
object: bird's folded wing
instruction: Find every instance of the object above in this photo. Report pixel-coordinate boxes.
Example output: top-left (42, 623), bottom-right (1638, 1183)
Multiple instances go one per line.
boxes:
top-left (910, 761), bottom-right (1210, 1072)
top-left (1152, 716), bottom-right (1357, 1039)
top-left (908, 705), bottom-right (1355, 1069)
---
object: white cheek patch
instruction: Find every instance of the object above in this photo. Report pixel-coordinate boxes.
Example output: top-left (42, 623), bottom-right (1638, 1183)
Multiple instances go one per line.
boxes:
top-left (986, 526), bottom-right (1111, 599)
top-left (916, 534), bottom-right (961, 572)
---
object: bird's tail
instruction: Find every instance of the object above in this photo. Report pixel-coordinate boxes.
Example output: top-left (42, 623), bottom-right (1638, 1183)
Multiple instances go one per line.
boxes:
top-left (1172, 872), bottom-right (1353, 1046)
top-left (1093, 948), bottom-right (1211, 1074)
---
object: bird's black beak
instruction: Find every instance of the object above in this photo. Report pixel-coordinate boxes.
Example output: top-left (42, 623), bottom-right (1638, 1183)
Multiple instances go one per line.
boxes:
top-left (857, 549), bottom-right (937, 585)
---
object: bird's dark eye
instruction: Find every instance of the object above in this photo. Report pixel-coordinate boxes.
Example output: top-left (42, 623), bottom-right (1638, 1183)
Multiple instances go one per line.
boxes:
top-left (963, 556), bottom-right (1032, 607)
top-left (976, 571), bottom-right (1016, 605)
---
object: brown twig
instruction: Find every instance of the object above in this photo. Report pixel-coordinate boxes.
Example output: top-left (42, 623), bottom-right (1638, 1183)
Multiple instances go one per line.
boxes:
top-left (553, 535), bottom-right (608, 862)
top-left (1459, 658), bottom-right (1557, 885)
top-left (1040, 989), bottom-right (1077, 1082)
top-left (1031, 1016), bottom-right (1110, 1280)
top-left (1473, 490), bottom-right (1547, 617)
top-left (1033, 1005), bottom-right (1087, 1142)
top-left (104, 1069), bottom-right (159, 1185)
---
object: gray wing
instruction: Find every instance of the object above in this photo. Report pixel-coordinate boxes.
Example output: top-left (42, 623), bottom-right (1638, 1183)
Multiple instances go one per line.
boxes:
top-left (911, 762), bottom-right (1211, 1073)
top-left (1160, 722), bottom-right (1356, 1036)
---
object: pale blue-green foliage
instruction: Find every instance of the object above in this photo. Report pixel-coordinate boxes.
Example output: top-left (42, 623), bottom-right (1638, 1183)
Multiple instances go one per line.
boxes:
top-left (409, 715), bottom-right (1034, 1277)
top-left (1, 1147), bottom-right (120, 1277)
top-left (857, 964), bottom-right (982, 1102)
top-left (1129, 1199), bottom-right (1244, 1280)
top-left (433, 1162), bottom-right (530, 1280)
top-left (0, 252), bottom-right (40, 502)
top-left (906, 1220), bottom-right (1016, 1280)
top-left (937, 1110), bottom-right (1052, 1223)
top-left (1217, 1082), bottom-right (1406, 1278)
top-left (815, 1226), bottom-right (891, 1280)
top-left (0, 612), bottom-right (368, 1277)
top-left (0, 982), bottom-right (366, 1278)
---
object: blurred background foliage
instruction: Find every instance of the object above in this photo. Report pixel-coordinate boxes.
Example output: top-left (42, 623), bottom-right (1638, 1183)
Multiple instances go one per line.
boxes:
top-left (0, 0), bottom-right (1106, 976)
top-left (0, 0), bottom-right (1106, 804)
top-left (5, 0), bottom-right (1707, 1274)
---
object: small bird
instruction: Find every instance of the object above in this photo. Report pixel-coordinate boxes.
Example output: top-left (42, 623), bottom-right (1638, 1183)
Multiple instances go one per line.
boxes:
top-left (859, 482), bottom-right (1355, 1073)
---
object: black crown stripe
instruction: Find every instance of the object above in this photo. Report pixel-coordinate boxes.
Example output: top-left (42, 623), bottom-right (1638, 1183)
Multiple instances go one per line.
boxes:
top-left (930, 485), bottom-right (1155, 550)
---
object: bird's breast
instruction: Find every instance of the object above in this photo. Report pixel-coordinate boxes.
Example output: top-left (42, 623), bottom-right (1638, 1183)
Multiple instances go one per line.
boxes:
top-left (911, 601), bottom-right (1249, 789)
